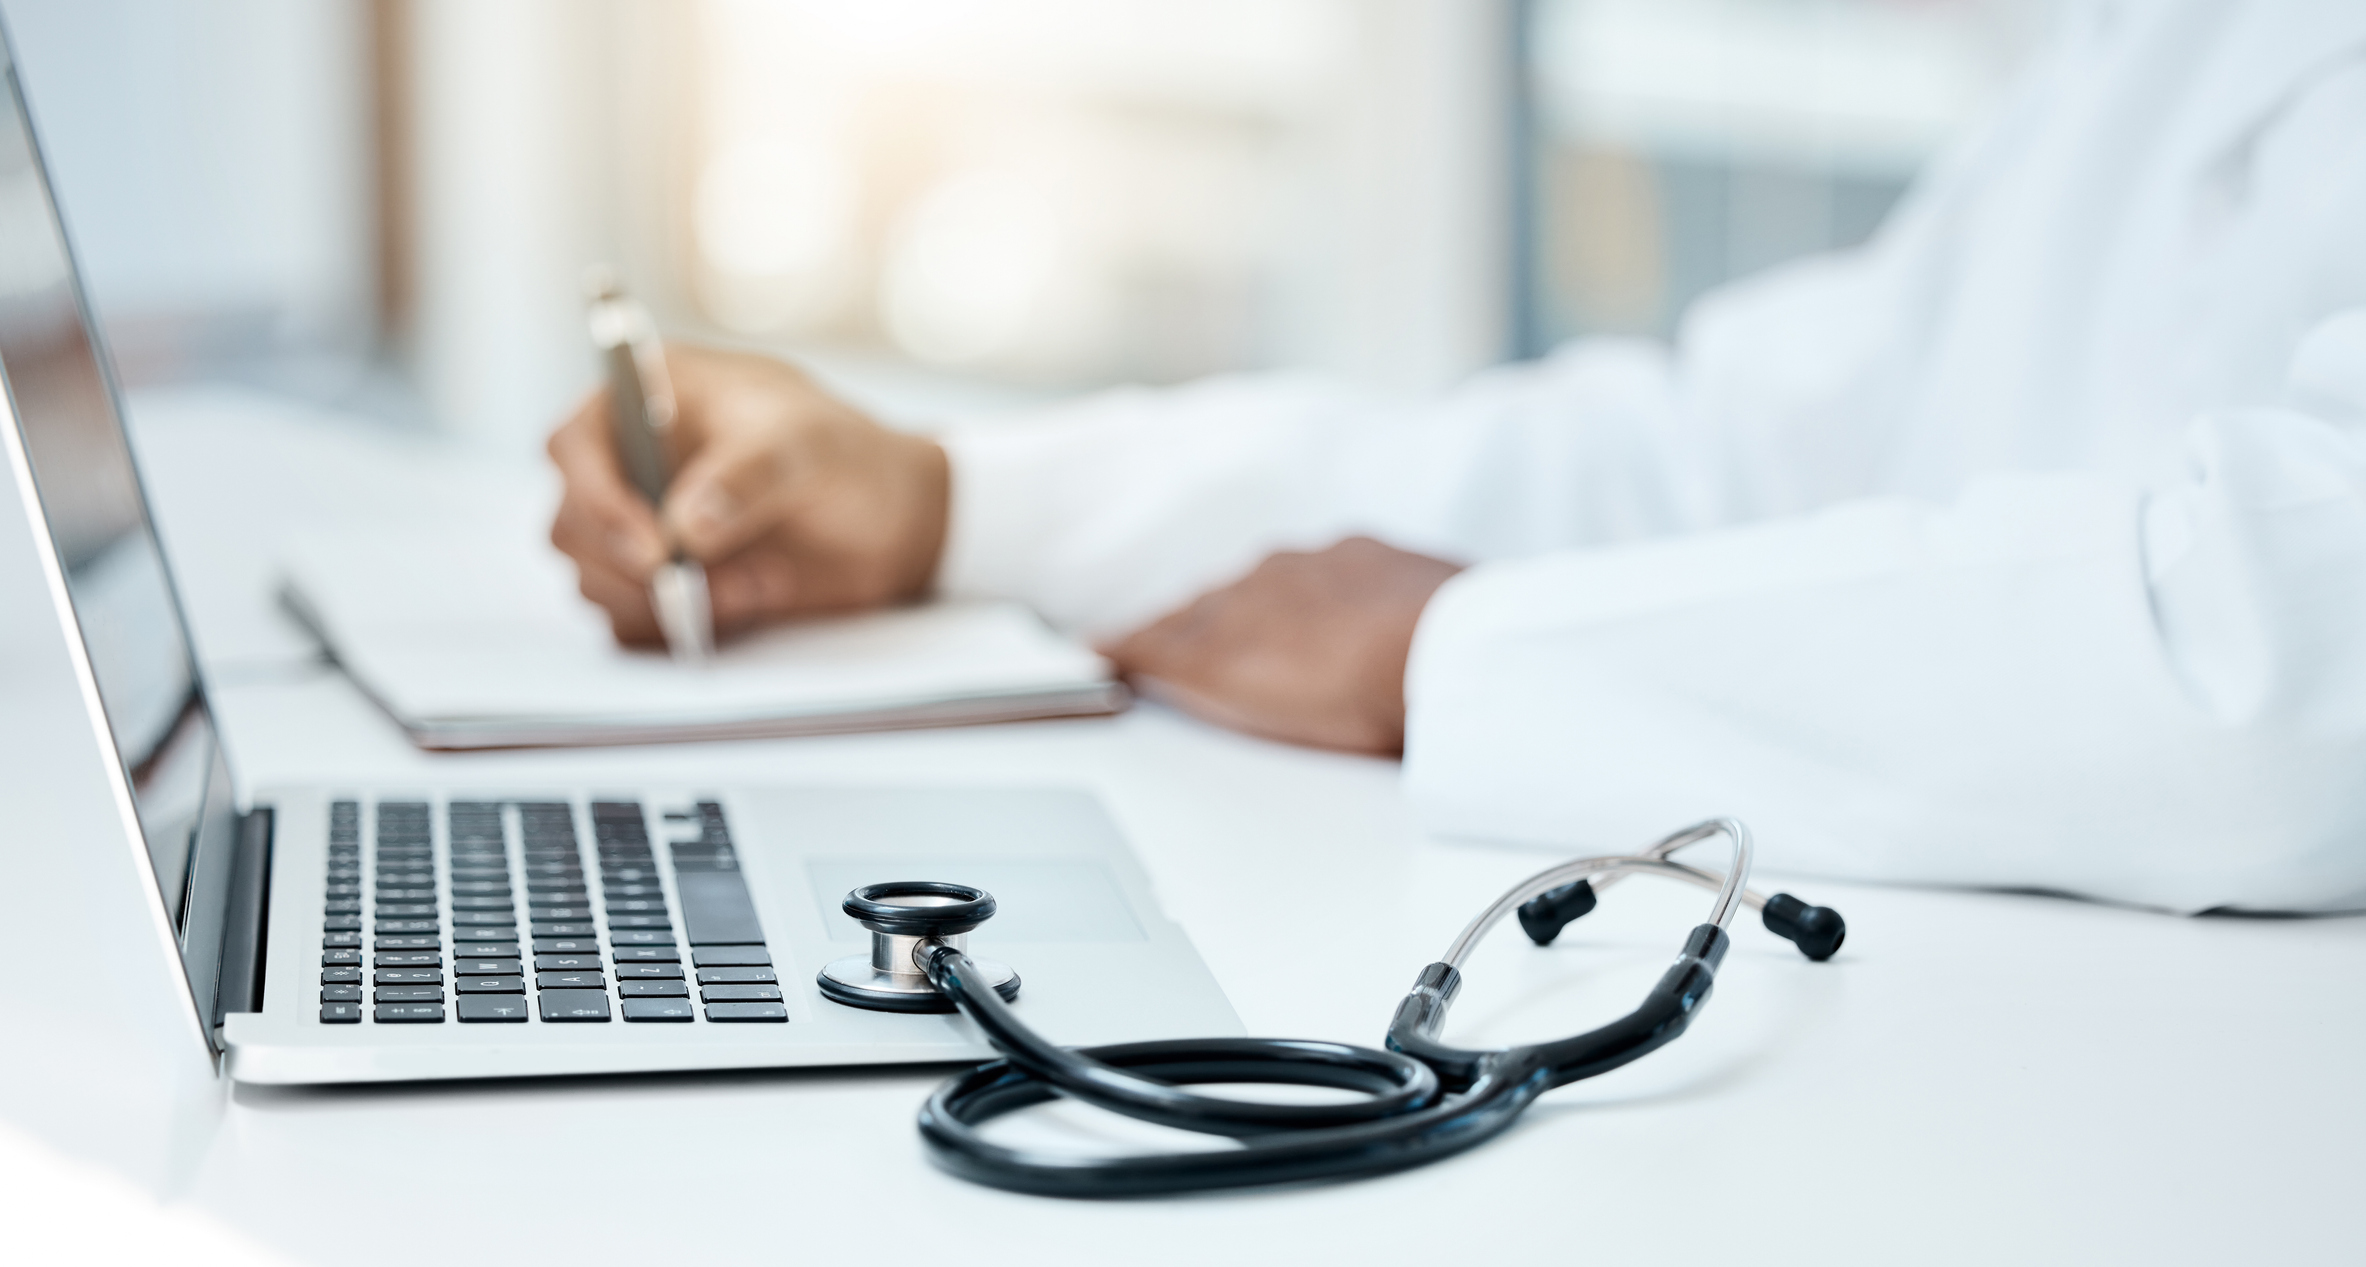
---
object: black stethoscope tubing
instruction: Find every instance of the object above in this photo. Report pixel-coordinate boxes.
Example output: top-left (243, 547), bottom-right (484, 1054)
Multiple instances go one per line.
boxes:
top-left (910, 819), bottom-right (1843, 1198)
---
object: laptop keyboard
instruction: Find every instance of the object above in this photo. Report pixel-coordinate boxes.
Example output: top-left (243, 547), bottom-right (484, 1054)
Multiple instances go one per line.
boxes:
top-left (317, 798), bottom-right (785, 1026)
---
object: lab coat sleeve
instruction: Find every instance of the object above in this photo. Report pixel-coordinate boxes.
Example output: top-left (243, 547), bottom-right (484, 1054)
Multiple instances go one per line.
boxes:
top-left (934, 252), bottom-right (1919, 641)
top-left (1402, 399), bottom-right (2366, 913)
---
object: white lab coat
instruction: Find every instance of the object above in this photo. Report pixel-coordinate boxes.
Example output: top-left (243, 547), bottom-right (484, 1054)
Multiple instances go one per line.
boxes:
top-left (936, 0), bottom-right (2366, 912)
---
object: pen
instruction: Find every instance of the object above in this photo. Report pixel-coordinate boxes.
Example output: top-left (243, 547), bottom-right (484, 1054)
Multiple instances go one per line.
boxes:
top-left (584, 268), bottom-right (715, 664)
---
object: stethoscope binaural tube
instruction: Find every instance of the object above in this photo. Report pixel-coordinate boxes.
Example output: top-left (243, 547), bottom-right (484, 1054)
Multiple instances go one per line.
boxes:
top-left (909, 819), bottom-right (1846, 1198)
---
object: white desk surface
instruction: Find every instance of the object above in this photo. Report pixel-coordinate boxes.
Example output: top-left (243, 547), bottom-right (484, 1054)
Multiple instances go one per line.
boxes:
top-left (2, 387), bottom-right (2360, 1265)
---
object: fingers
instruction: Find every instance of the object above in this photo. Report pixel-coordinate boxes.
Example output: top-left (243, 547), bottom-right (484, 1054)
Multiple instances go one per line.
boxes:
top-left (1099, 541), bottom-right (1463, 755)
top-left (663, 434), bottom-right (793, 563)
top-left (703, 550), bottom-right (801, 634)
top-left (548, 390), bottom-right (668, 580)
top-left (568, 551), bottom-right (664, 647)
top-left (550, 484), bottom-right (667, 584)
top-left (1101, 592), bottom-right (1222, 683)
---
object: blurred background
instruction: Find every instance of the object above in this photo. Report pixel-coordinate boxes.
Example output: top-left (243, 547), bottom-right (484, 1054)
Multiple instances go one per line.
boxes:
top-left (1, 0), bottom-right (2049, 452)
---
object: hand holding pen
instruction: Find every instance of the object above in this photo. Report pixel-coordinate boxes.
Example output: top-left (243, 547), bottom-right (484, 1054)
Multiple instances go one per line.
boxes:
top-left (545, 306), bottom-right (952, 652)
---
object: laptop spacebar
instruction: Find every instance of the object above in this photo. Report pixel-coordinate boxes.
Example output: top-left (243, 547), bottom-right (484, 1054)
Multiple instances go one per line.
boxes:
top-left (673, 871), bottom-right (765, 945)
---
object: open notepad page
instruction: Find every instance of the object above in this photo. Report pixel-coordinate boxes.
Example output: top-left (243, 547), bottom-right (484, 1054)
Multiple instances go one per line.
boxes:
top-left (280, 532), bottom-right (1123, 750)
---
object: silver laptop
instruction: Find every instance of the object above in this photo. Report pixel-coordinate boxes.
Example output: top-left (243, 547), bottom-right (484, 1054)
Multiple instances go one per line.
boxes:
top-left (0, 32), bottom-right (1237, 1085)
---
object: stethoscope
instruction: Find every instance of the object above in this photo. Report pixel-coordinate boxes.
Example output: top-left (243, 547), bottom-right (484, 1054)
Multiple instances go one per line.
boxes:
top-left (818, 819), bottom-right (1845, 1197)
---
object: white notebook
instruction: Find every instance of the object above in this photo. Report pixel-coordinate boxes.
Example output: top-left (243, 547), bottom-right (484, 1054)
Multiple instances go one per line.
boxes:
top-left (280, 532), bottom-right (1124, 750)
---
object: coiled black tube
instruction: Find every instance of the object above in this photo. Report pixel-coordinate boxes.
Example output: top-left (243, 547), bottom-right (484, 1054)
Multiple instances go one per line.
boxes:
top-left (912, 934), bottom-right (1719, 1198)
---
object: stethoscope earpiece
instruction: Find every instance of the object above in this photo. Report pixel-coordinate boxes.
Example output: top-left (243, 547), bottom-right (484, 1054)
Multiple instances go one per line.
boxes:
top-left (1761, 892), bottom-right (1847, 960)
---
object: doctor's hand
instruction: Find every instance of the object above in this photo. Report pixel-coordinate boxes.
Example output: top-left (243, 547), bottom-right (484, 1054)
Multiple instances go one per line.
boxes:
top-left (546, 345), bottom-right (950, 646)
top-left (1104, 537), bottom-right (1464, 756)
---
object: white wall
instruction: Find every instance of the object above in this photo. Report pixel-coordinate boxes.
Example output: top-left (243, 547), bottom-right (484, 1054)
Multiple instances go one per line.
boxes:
top-left (0, 0), bottom-right (1518, 441)
top-left (402, 0), bottom-right (613, 451)
top-left (1, 0), bottom-right (374, 380)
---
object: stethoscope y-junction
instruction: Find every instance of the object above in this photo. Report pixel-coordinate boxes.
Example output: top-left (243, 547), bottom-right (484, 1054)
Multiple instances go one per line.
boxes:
top-left (822, 819), bottom-right (1844, 1197)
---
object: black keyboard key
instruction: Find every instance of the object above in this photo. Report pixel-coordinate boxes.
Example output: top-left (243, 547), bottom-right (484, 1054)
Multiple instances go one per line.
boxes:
top-left (375, 935), bottom-right (441, 950)
top-left (619, 980), bottom-right (689, 997)
top-left (323, 931), bottom-right (362, 948)
top-left (606, 915), bottom-right (672, 929)
top-left (615, 964), bottom-right (685, 979)
top-left (704, 1002), bottom-right (787, 1023)
top-left (533, 938), bottom-right (600, 955)
top-left (374, 903), bottom-right (436, 917)
top-left (375, 888), bottom-right (436, 901)
top-left (324, 883), bottom-right (361, 897)
top-left (455, 976), bottom-right (526, 994)
top-left (531, 922), bottom-right (596, 937)
top-left (375, 987), bottom-right (445, 1003)
top-left (603, 866), bottom-right (656, 883)
top-left (539, 990), bottom-right (611, 1022)
top-left (527, 906), bottom-right (592, 921)
top-left (454, 928), bottom-right (519, 943)
top-left (323, 949), bottom-right (361, 965)
top-left (526, 895), bottom-right (590, 910)
top-left (603, 899), bottom-right (667, 914)
top-left (320, 985), bottom-right (361, 1002)
top-left (454, 911), bottom-right (520, 927)
top-left (536, 971), bottom-right (605, 990)
top-left (325, 915), bottom-right (362, 932)
top-left (608, 930), bottom-right (675, 946)
top-left (692, 946), bottom-right (771, 968)
top-left (696, 966), bottom-right (778, 984)
top-left (534, 954), bottom-right (600, 971)
top-left (374, 952), bottom-right (440, 967)
top-left (321, 1002), bottom-right (362, 1023)
top-left (323, 967), bottom-right (362, 983)
top-left (324, 899), bottom-right (361, 915)
top-left (622, 998), bottom-right (695, 1023)
top-left (455, 958), bottom-right (522, 975)
top-left (449, 879), bottom-right (511, 892)
top-left (375, 1003), bottom-right (445, 1023)
top-left (455, 942), bottom-right (519, 959)
top-left (451, 897), bottom-right (517, 912)
top-left (458, 995), bottom-right (531, 1023)
top-left (376, 920), bottom-right (438, 934)
top-left (610, 946), bottom-right (680, 962)
top-left (674, 870), bottom-right (766, 945)
top-left (603, 885), bottom-right (663, 900)
top-left (375, 969), bottom-right (443, 985)
top-left (700, 984), bottom-right (783, 1002)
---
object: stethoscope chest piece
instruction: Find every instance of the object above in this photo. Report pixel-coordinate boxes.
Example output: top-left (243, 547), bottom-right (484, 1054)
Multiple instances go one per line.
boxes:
top-left (818, 881), bottom-right (1021, 1013)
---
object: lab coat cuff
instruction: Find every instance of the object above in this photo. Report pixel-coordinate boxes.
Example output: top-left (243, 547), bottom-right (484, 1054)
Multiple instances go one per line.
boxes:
top-left (936, 423), bottom-right (1070, 606)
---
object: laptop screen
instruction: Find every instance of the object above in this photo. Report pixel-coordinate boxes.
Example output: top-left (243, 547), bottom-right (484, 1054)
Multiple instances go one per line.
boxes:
top-left (0, 37), bottom-right (242, 1030)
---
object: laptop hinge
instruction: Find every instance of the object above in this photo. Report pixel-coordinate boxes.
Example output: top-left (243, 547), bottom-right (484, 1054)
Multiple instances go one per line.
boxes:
top-left (213, 806), bottom-right (273, 1025)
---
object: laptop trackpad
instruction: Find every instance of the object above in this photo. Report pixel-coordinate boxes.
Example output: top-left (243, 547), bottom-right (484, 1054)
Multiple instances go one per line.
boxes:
top-left (806, 859), bottom-right (1146, 943)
